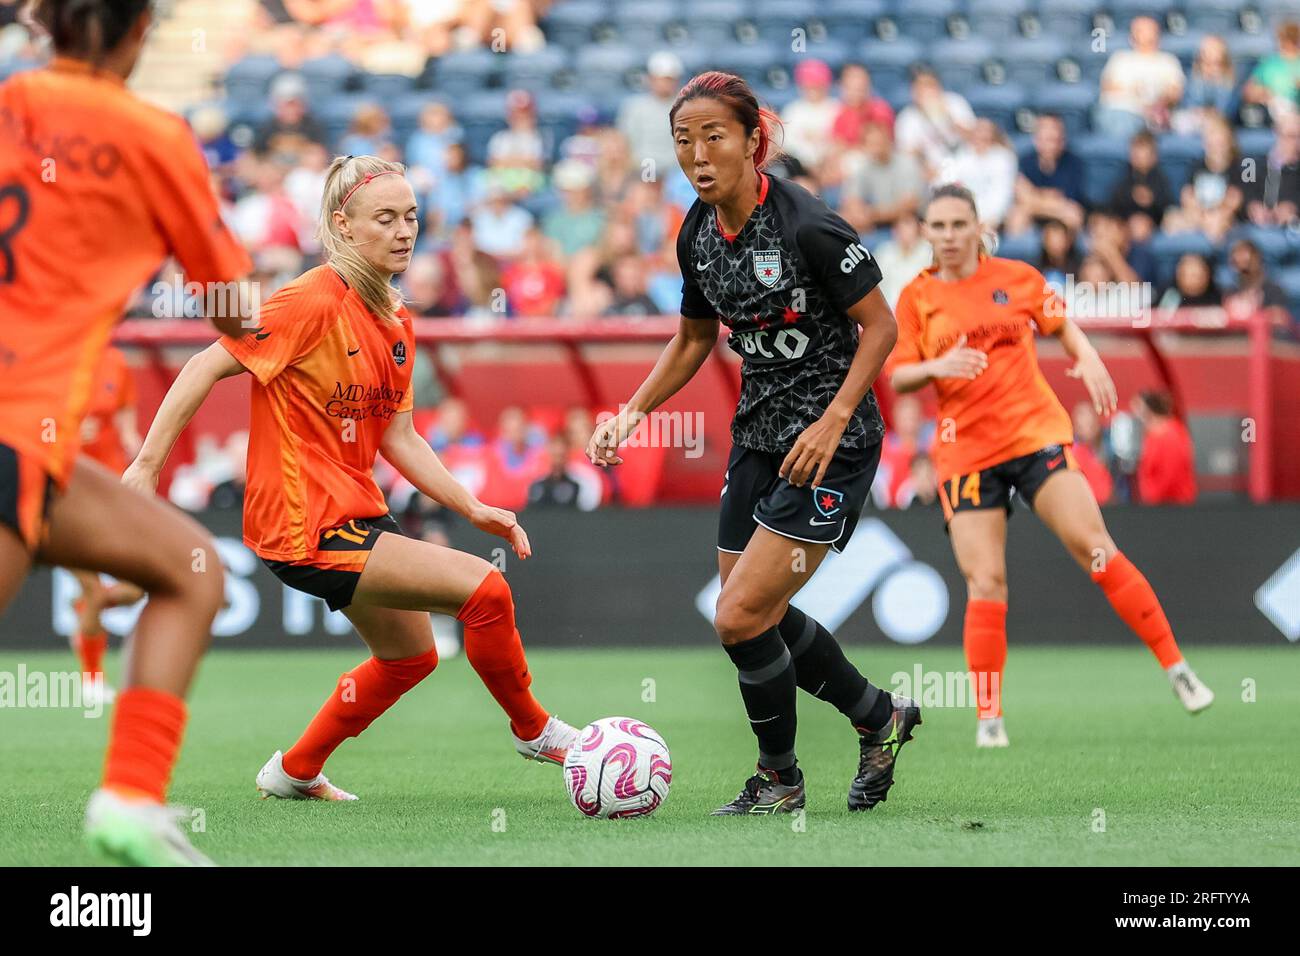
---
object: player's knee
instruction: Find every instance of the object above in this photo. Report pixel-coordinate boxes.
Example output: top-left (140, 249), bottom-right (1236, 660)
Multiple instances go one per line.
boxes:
top-left (965, 569), bottom-right (1007, 603)
top-left (714, 592), bottom-right (770, 646)
top-left (1069, 532), bottom-right (1116, 570)
top-left (157, 532), bottom-right (226, 618)
top-left (456, 566), bottom-right (513, 628)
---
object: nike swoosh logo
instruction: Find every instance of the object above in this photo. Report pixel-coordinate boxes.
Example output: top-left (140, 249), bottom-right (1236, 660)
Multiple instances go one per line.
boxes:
top-left (809, 518), bottom-right (836, 526)
top-left (1047, 455), bottom-right (1064, 470)
top-left (696, 258), bottom-right (715, 271)
top-left (347, 348), bottom-right (361, 357)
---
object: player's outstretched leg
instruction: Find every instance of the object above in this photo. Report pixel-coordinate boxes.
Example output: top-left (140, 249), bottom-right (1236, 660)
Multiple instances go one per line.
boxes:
top-left (70, 571), bottom-right (143, 706)
top-left (36, 459), bottom-right (225, 866)
top-left (1033, 471), bottom-right (1214, 714)
top-left (351, 533), bottom-right (580, 766)
top-left (260, 605), bottom-right (437, 801)
top-left (949, 509), bottom-right (1012, 748)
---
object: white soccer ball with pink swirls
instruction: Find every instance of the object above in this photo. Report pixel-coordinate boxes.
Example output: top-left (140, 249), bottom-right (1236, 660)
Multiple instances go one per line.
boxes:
top-left (563, 717), bottom-right (672, 819)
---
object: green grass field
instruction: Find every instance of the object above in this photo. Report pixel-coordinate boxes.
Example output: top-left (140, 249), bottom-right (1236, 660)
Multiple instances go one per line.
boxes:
top-left (1, 645), bottom-right (1297, 866)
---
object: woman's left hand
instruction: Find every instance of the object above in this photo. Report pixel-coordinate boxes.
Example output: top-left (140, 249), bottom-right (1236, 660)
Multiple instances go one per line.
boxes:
top-left (468, 502), bottom-right (532, 560)
top-left (780, 413), bottom-right (847, 488)
top-left (1066, 351), bottom-right (1119, 417)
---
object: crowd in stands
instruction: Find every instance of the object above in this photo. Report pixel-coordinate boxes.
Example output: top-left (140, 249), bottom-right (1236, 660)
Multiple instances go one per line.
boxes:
top-left (6, 0), bottom-right (1286, 510)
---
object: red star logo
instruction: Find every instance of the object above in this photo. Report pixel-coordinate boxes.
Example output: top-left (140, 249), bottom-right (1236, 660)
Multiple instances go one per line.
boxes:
top-left (782, 306), bottom-right (800, 324)
top-left (762, 267), bottom-right (775, 278)
top-left (819, 493), bottom-right (836, 511)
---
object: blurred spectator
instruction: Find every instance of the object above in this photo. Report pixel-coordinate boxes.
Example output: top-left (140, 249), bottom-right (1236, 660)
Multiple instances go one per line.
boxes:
top-left (283, 141), bottom-right (330, 251)
top-left (1106, 130), bottom-right (1175, 240)
top-left (208, 432), bottom-right (249, 510)
top-left (560, 105), bottom-right (605, 169)
top-left (894, 68), bottom-right (976, 179)
top-left (471, 183), bottom-right (533, 259)
top-left (1163, 113), bottom-right (1245, 242)
top-left (192, 105), bottom-right (239, 174)
top-left (1243, 112), bottom-right (1300, 228)
top-left (454, 0), bottom-right (545, 53)
top-left (1036, 219), bottom-right (1082, 290)
top-left (780, 59), bottom-right (841, 170)
top-left (338, 102), bottom-right (394, 156)
top-left (1172, 35), bottom-right (1238, 134)
top-left (1085, 208), bottom-right (1153, 285)
top-left (874, 215), bottom-right (932, 308)
top-left (1094, 16), bottom-right (1184, 138)
top-left (401, 252), bottom-right (454, 316)
top-left (1007, 114), bottom-right (1086, 235)
top-left (425, 142), bottom-right (487, 241)
top-left (405, 101), bottom-right (463, 183)
top-left (1222, 238), bottom-right (1289, 313)
top-left (839, 122), bottom-right (926, 233)
top-left (253, 72), bottom-right (325, 157)
top-left (873, 394), bottom-right (933, 508)
top-left (1133, 391), bottom-right (1196, 504)
top-left (230, 156), bottom-right (304, 262)
top-left (448, 218), bottom-right (503, 317)
top-left (487, 89), bottom-right (546, 197)
top-left (543, 160), bottom-right (606, 257)
top-left (831, 63), bottom-right (895, 147)
top-left (617, 51), bottom-right (683, 181)
top-left (527, 433), bottom-right (600, 510)
top-left (1243, 21), bottom-right (1300, 123)
top-left (1071, 402), bottom-right (1115, 505)
top-left (943, 118), bottom-right (1017, 230)
top-left (895, 454), bottom-right (939, 510)
top-left (1157, 253), bottom-right (1221, 309)
top-left (480, 406), bottom-right (548, 510)
top-left (603, 257), bottom-right (660, 318)
top-left (426, 397), bottom-right (489, 499)
top-left (502, 227), bottom-right (566, 317)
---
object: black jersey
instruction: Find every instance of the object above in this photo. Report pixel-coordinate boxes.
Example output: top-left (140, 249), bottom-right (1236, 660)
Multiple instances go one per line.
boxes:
top-left (676, 174), bottom-right (885, 454)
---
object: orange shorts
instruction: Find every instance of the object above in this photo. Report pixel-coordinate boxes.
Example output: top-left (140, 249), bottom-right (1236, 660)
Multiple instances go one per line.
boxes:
top-left (0, 442), bottom-right (55, 551)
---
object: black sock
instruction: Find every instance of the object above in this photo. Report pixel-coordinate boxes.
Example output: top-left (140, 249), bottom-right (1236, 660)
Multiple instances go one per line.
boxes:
top-left (777, 605), bottom-right (893, 731)
top-left (722, 627), bottom-right (798, 773)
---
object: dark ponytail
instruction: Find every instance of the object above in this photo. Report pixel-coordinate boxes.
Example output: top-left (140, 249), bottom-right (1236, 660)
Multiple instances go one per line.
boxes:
top-left (27, 0), bottom-right (152, 61)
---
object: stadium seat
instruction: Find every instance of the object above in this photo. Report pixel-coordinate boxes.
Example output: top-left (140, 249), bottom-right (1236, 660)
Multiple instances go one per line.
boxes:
top-left (1038, 0), bottom-right (1096, 37)
top-left (930, 37), bottom-right (995, 91)
top-left (299, 55), bottom-right (355, 101)
top-left (683, 0), bottom-right (749, 46)
top-left (1156, 134), bottom-right (1205, 193)
top-left (610, 4), bottom-right (679, 48)
top-left (784, 38), bottom-right (853, 72)
top-left (1184, 0), bottom-right (1246, 35)
top-left (996, 36), bottom-right (1071, 88)
top-left (996, 229), bottom-right (1042, 264)
top-left (1226, 32), bottom-right (1276, 75)
top-left (1073, 135), bottom-right (1131, 207)
top-left (817, 0), bottom-right (889, 45)
top-left (503, 47), bottom-right (572, 91)
top-left (223, 55), bottom-right (281, 101)
top-left (573, 44), bottom-right (643, 90)
top-left (1275, 266), bottom-right (1300, 312)
top-left (1107, 0), bottom-right (1177, 31)
top-left (896, 0), bottom-right (959, 43)
top-left (542, 0), bottom-right (606, 49)
top-left (1238, 128), bottom-right (1277, 159)
top-left (965, 84), bottom-right (1028, 134)
top-left (712, 42), bottom-right (785, 87)
top-left (1224, 226), bottom-right (1293, 267)
top-left (317, 94), bottom-right (369, 146)
top-left (856, 37), bottom-right (924, 89)
top-left (359, 73), bottom-right (416, 100)
top-left (752, 0), bottom-right (820, 47)
top-left (429, 48), bottom-right (501, 95)
top-left (1032, 83), bottom-right (1095, 137)
top-left (1162, 32), bottom-right (1208, 73)
top-left (968, 0), bottom-right (1032, 42)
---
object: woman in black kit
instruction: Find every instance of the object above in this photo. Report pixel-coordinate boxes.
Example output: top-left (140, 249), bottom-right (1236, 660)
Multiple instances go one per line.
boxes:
top-left (587, 72), bottom-right (922, 816)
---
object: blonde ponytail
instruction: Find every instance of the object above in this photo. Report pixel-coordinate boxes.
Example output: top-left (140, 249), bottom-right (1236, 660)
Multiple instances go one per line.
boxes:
top-left (318, 155), bottom-right (408, 325)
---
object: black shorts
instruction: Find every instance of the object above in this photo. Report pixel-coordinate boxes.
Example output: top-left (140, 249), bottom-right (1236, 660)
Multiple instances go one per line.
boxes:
top-left (938, 443), bottom-right (1079, 525)
top-left (263, 513), bottom-right (404, 612)
top-left (0, 442), bottom-right (54, 551)
top-left (718, 441), bottom-right (882, 555)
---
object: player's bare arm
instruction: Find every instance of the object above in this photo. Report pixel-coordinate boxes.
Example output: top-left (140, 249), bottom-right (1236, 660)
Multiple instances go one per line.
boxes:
top-left (122, 342), bottom-right (247, 495)
top-left (586, 315), bottom-right (719, 468)
top-left (1054, 318), bottom-right (1118, 416)
top-left (379, 410), bottom-right (531, 560)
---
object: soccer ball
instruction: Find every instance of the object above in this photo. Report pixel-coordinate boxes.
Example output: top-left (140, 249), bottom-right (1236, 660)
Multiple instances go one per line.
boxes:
top-left (563, 717), bottom-right (672, 819)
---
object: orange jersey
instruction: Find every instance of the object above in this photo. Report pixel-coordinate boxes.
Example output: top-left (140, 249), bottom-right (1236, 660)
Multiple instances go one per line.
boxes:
top-left (0, 58), bottom-right (250, 486)
top-left (888, 256), bottom-right (1073, 479)
top-left (79, 346), bottom-right (136, 474)
top-left (221, 266), bottom-right (415, 562)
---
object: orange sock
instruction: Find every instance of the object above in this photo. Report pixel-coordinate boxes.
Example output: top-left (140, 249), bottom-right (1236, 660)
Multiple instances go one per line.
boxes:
top-left (457, 569), bottom-right (549, 741)
top-left (1091, 551), bottom-right (1183, 668)
top-left (102, 687), bottom-right (187, 803)
top-left (75, 632), bottom-right (107, 676)
top-left (282, 648), bottom-right (438, 780)
top-left (964, 599), bottom-right (1007, 719)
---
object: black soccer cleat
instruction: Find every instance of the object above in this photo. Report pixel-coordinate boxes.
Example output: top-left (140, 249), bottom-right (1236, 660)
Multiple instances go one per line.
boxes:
top-left (849, 696), bottom-right (922, 811)
top-left (712, 766), bottom-right (806, 816)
